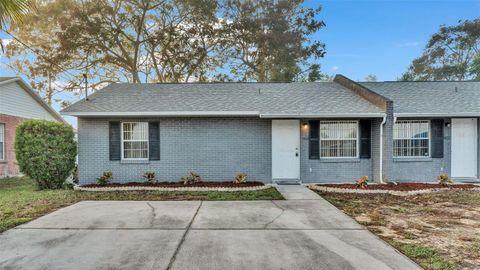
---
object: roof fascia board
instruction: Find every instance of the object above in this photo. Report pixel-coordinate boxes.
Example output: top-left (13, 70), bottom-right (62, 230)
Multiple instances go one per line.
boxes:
top-left (396, 113), bottom-right (480, 117)
top-left (61, 111), bottom-right (261, 117)
top-left (333, 74), bottom-right (392, 111)
top-left (0, 77), bottom-right (20, 86)
top-left (260, 113), bottom-right (386, 118)
top-left (62, 111), bottom-right (387, 118)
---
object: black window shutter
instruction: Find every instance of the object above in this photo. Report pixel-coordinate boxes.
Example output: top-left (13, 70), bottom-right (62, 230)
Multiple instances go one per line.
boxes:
top-left (109, 122), bottom-right (121, 161)
top-left (359, 120), bottom-right (371, 159)
top-left (149, 122), bottom-right (160, 160)
top-left (309, 121), bottom-right (319, 159)
top-left (431, 119), bottom-right (444, 158)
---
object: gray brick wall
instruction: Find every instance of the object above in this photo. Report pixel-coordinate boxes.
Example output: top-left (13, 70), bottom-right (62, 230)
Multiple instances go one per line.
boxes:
top-left (382, 102), bottom-right (394, 182)
top-left (391, 118), bottom-right (451, 182)
top-left (371, 118), bottom-right (382, 182)
top-left (77, 116), bottom-right (473, 185)
top-left (299, 120), bottom-right (374, 183)
top-left (78, 117), bottom-right (272, 184)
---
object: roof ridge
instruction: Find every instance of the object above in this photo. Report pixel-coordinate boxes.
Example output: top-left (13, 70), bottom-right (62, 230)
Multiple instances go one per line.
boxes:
top-left (362, 80), bottom-right (480, 83)
top-left (111, 81), bottom-right (335, 85)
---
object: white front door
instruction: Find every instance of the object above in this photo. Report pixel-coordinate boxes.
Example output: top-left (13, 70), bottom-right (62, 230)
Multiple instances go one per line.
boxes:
top-left (272, 120), bottom-right (300, 180)
top-left (451, 118), bottom-right (478, 178)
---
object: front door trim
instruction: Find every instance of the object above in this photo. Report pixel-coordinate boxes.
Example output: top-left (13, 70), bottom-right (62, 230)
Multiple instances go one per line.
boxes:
top-left (451, 118), bottom-right (478, 179)
top-left (272, 120), bottom-right (300, 180)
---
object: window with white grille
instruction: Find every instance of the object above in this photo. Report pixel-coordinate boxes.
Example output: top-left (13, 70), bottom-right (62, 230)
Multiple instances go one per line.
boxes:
top-left (122, 122), bottom-right (148, 160)
top-left (319, 121), bottom-right (358, 158)
top-left (0, 123), bottom-right (4, 160)
top-left (394, 120), bottom-right (430, 157)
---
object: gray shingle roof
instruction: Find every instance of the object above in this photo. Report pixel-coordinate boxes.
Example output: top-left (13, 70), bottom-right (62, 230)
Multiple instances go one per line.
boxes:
top-left (61, 82), bottom-right (384, 117)
top-left (361, 81), bottom-right (480, 115)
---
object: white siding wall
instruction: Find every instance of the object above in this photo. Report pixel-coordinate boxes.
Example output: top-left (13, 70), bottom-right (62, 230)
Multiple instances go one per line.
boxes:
top-left (0, 81), bottom-right (58, 121)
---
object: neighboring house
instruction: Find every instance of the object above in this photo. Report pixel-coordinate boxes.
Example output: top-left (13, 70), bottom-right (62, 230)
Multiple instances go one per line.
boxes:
top-left (61, 75), bottom-right (480, 185)
top-left (0, 77), bottom-right (66, 177)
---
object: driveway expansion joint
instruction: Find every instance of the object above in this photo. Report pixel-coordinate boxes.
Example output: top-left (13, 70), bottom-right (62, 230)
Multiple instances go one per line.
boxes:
top-left (146, 202), bottom-right (157, 228)
top-left (166, 201), bottom-right (203, 270)
top-left (264, 200), bottom-right (285, 228)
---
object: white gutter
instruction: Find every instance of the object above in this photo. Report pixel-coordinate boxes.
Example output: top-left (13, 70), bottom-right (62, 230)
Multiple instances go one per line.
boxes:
top-left (379, 116), bottom-right (387, 184)
top-left (259, 113), bottom-right (386, 118)
top-left (62, 111), bottom-right (387, 118)
top-left (61, 111), bottom-right (261, 117)
top-left (395, 113), bottom-right (480, 117)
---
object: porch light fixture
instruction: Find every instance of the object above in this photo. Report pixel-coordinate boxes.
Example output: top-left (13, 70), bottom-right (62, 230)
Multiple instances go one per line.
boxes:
top-left (303, 123), bottom-right (309, 129)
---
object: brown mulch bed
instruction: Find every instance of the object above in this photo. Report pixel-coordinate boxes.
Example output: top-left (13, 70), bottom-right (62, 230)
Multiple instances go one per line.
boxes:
top-left (82, 181), bottom-right (265, 188)
top-left (316, 182), bottom-right (478, 191)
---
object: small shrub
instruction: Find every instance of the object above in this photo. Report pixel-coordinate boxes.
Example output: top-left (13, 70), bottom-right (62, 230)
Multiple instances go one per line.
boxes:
top-left (143, 171), bottom-right (156, 183)
top-left (234, 173), bottom-right (247, 184)
top-left (181, 171), bottom-right (202, 185)
top-left (97, 171), bottom-right (113, 186)
top-left (356, 176), bottom-right (369, 188)
top-left (15, 120), bottom-right (76, 189)
top-left (71, 165), bottom-right (79, 184)
top-left (437, 173), bottom-right (452, 185)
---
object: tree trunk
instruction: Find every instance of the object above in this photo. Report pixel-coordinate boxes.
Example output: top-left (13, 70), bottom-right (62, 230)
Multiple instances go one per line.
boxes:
top-left (47, 73), bottom-right (53, 105)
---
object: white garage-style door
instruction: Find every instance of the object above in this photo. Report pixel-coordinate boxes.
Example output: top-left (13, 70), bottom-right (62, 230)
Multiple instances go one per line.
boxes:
top-left (451, 118), bottom-right (478, 178)
top-left (272, 120), bottom-right (300, 180)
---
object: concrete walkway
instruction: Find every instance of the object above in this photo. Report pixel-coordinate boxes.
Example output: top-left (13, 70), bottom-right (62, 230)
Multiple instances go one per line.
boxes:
top-left (275, 184), bottom-right (323, 200)
top-left (0, 192), bottom-right (421, 270)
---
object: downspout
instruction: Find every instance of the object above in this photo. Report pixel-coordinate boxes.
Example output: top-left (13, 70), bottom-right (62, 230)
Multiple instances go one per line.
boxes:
top-left (379, 116), bottom-right (387, 183)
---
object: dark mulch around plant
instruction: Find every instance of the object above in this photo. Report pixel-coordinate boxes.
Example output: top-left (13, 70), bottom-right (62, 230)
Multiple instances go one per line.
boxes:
top-left (316, 182), bottom-right (478, 191)
top-left (82, 181), bottom-right (265, 188)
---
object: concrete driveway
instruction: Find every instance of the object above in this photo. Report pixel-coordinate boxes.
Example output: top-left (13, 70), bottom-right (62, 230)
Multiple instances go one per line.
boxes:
top-left (0, 187), bottom-right (420, 270)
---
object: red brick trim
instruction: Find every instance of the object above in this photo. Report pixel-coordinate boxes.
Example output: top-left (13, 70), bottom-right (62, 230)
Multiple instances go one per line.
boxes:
top-left (334, 74), bottom-right (392, 111)
top-left (0, 114), bottom-right (26, 177)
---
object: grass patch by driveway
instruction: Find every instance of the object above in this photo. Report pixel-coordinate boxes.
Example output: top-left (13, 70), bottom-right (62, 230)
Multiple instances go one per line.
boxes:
top-left (0, 177), bottom-right (283, 233)
top-left (314, 189), bottom-right (480, 270)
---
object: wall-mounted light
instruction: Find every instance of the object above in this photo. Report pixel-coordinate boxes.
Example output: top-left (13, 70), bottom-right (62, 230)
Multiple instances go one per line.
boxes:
top-left (445, 122), bottom-right (451, 127)
top-left (303, 123), bottom-right (309, 129)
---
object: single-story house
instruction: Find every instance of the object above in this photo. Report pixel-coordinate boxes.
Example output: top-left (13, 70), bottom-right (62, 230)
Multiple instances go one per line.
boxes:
top-left (0, 77), bottom-right (66, 177)
top-left (61, 75), bottom-right (480, 185)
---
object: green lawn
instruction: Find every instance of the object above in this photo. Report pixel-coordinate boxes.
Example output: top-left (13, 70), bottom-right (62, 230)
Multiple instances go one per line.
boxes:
top-left (0, 177), bottom-right (283, 233)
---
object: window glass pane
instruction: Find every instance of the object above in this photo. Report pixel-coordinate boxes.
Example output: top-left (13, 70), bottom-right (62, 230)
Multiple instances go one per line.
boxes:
top-left (320, 140), bottom-right (357, 157)
top-left (319, 121), bottom-right (358, 157)
top-left (122, 122), bottom-right (148, 159)
top-left (393, 120), bottom-right (429, 157)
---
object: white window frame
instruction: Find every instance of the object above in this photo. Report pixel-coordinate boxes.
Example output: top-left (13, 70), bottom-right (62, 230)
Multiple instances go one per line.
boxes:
top-left (319, 120), bottom-right (359, 158)
top-left (393, 120), bottom-right (431, 158)
top-left (121, 122), bottom-right (149, 160)
top-left (0, 123), bottom-right (4, 160)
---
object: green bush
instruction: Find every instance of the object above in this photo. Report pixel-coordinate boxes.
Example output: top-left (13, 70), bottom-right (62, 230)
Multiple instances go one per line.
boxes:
top-left (97, 171), bottom-right (113, 186)
top-left (15, 120), bottom-right (76, 189)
